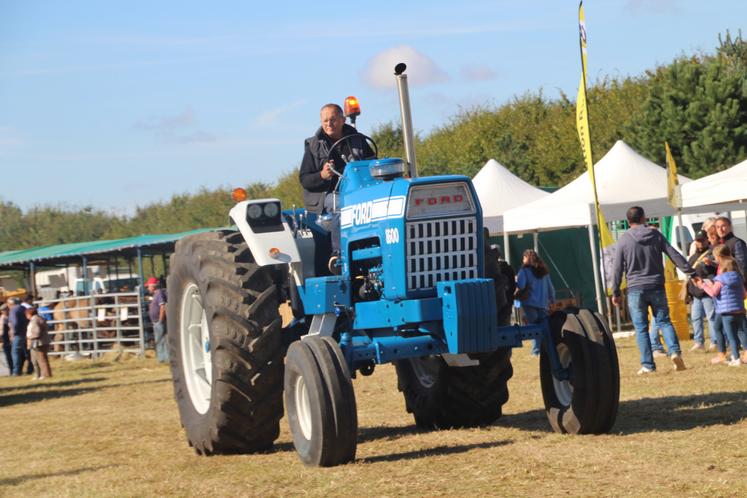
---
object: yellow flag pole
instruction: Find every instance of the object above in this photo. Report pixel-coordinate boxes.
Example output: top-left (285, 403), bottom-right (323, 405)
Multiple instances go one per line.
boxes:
top-left (665, 141), bottom-right (688, 256)
top-left (577, 1), bottom-right (612, 318)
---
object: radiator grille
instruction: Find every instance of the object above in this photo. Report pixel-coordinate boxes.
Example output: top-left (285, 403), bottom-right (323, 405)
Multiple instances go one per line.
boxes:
top-left (406, 216), bottom-right (478, 291)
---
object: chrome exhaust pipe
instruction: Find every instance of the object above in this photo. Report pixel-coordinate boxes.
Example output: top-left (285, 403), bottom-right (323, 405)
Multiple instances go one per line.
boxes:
top-left (394, 63), bottom-right (418, 178)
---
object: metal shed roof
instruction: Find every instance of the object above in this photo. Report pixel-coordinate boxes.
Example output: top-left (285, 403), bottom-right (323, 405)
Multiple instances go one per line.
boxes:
top-left (0, 228), bottom-right (218, 269)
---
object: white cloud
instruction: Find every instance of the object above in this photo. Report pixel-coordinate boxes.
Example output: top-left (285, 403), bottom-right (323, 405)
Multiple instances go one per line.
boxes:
top-left (362, 46), bottom-right (448, 90)
top-left (134, 109), bottom-right (194, 132)
top-left (133, 108), bottom-right (220, 145)
top-left (252, 99), bottom-right (307, 129)
top-left (460, 64), bottom-right (497, 82)
top-left (166, 131), bottom-right (217, 145)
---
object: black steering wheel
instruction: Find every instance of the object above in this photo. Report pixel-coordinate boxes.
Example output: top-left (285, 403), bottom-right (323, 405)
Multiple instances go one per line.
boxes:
top-left (327, 133), bottom-right (378, 174)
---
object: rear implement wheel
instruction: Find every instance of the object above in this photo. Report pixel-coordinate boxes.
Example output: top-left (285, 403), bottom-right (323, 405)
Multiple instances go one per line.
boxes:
top-left (539, 308), bottom-right (619, 434)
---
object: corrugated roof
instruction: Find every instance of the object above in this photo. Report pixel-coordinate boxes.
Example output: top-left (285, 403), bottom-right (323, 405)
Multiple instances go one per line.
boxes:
top-left (0, 228), bottom-right (218, 268)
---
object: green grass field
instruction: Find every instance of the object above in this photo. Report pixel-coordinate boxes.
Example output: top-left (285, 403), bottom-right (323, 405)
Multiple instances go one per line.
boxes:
top-left (1, 337), bottom-right (746, 497)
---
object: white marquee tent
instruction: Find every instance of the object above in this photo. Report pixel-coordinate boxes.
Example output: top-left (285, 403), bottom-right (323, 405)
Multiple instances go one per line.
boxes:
top-left (501, 140), bottom-right (689, 315)
top-left (472, 158), bottom-right (549, 234)
top-left (502, 140), bottom-right (690, 234)
top-left (680, 157), bottom-right (747, 212)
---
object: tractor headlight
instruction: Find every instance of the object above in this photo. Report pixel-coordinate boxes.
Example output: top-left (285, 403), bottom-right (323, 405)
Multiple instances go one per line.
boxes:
top-left (247, 204), bottom-right (263, 220)
top-left (263, 203), bottom-right (279, 218)
top-left (244, 200), bottom-right (284, 233)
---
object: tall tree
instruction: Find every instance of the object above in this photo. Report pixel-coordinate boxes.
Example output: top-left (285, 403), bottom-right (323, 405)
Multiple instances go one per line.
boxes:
top-left (628, 31), bottom-right (747, 177)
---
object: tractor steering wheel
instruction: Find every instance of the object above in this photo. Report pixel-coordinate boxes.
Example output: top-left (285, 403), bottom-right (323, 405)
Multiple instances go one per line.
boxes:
top-left (327, 133), bottom-right (378, 175)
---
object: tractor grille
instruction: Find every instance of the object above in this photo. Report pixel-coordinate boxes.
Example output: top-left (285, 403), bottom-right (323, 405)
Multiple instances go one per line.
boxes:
top-left (406, 216), bottom-right (479, 291)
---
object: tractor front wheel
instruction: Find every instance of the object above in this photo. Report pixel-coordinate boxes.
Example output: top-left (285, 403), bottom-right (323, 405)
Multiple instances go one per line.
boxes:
top-left (284, 336), bottom-right (358, 466)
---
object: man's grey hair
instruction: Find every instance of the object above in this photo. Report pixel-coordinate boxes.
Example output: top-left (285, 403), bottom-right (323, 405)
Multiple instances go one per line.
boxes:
top-left (320, 103), bottom-right (343, 116)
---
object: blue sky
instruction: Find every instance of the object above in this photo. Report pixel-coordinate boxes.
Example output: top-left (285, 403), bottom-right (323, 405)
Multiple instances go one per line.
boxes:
top-left (1, 0), bottom-right (744, 214)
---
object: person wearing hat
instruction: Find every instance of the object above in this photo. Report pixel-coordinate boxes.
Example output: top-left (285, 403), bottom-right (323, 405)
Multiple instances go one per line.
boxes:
top-left (687, 230), bottom-right (720, 355)
top-left (146, 277), bottom-right (169, 363)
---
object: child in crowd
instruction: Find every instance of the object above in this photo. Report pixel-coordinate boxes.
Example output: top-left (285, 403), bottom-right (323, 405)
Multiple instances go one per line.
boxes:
top-left (516, 249), bottom-right (556, 356)
top-left (695, 245), bottom-right (747, 366)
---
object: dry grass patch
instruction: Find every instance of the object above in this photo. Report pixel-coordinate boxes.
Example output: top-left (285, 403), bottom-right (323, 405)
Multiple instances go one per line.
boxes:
top-left (1, 337), bottom-right (746, 497)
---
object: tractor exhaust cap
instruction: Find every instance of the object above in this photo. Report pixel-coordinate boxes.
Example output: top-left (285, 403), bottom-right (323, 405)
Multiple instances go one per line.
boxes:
top-left (394, 63), bottom-right (418, 179)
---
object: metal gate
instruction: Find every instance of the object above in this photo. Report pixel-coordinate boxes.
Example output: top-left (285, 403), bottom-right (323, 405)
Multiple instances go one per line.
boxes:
top-left (39, 292), bottom-right (145, 357)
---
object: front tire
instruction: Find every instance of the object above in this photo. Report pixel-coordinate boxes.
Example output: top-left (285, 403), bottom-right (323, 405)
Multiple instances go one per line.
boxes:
top-left (539, 308), bottom-right (619, 434)
top-left (284, 336), bottom-right (357, 466)
top-left (167, 230), bottom-right (284, 455)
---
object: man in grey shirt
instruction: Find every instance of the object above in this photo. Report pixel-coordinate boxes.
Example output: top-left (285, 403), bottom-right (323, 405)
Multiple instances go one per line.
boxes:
top-left (611, 206), bottom-right (693, 374)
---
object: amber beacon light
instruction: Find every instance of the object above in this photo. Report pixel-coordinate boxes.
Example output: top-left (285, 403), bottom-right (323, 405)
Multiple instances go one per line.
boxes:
top-left (231, 187), bottom-right (248, 202)
top-left (344, 96), bottom-right (361, 118)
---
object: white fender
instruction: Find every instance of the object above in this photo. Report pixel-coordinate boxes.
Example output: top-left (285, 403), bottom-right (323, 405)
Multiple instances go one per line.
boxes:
top-left (229, 200), bottom-right (301, 267)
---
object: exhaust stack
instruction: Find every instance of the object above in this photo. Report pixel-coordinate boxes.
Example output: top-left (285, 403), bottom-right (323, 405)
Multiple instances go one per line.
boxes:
top-left (394, 63), bottom-right (418, 178)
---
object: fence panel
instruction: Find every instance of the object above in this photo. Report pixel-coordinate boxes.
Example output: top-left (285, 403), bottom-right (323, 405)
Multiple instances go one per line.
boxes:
top-left (38, 292), bottom-right (145, 358)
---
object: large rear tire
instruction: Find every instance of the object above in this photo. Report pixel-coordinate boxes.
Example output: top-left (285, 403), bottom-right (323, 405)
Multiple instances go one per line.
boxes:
top-left (395, 241), bottom-right (515, 429)
top-left (539, 308), bottom-right (619, 434)
top-left (167, 230), bottom-right (284, 455)
top-left (395, 348), bottom-right (513, 429)
top-left (285, 336), bottom-right (357, 466)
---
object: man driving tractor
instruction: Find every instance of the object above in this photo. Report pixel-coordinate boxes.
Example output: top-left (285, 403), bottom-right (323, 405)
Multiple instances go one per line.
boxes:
top-left (298, 102), bottom-right (374, 273)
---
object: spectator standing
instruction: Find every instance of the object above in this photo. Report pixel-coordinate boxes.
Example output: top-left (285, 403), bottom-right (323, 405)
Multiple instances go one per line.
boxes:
top-left (146, 277), bottom-right (169, 363)
top-left (487, 243), bottom-right (516, 326)
top-left (25, 307), bottom-right (52, 379)
top-left (516, 249), bottom-right (556, 356)
top-left (0, 304), bottom-right (12, 374)
top-left (689, 217), bottom-right (717, 257)
top-left (8, 297), bottom-right (32, 376)
top-left (640, 221), bottom-right (667, 357)
top-left (612, 206), bottom-right (693, 374)
top-left (715, 216), bottom-right (747, 287)
top-left (696, 244), bottom-right (747, 366)
top-left (687, 230), bottom-right (720, 352)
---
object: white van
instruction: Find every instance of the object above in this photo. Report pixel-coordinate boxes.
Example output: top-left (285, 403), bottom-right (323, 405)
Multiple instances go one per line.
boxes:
top-left (73, 275), bottom-right (140, 295)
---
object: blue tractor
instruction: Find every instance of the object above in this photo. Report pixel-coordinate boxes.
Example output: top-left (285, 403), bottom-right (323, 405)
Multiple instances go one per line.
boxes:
top-left (167, 64), bottom-right (619, 466)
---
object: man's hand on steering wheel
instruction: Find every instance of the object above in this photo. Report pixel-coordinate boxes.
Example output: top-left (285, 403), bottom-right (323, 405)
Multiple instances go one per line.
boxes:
top-left (320, 160), bottom-right (335, 180)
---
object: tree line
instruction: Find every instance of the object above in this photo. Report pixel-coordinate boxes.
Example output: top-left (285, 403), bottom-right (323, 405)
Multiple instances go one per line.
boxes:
top-left (1, 32), bottom-right (745, 253)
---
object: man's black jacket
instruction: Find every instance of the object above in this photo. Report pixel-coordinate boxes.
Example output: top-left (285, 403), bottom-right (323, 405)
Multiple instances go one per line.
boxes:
top-left (299, 124), bottom-right (373, 213)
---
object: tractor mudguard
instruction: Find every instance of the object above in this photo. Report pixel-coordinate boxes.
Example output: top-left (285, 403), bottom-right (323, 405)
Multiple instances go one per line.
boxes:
top-left (229, 199), bottom-right (301, 267)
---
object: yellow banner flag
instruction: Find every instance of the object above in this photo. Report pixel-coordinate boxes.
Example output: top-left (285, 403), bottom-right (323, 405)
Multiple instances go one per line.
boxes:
top-left (577, 2), bottom-right (616, 294)
top-left (664, 141), bottom-right (682, 281)
top-left (665, 141), bottom-right (681, 208)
